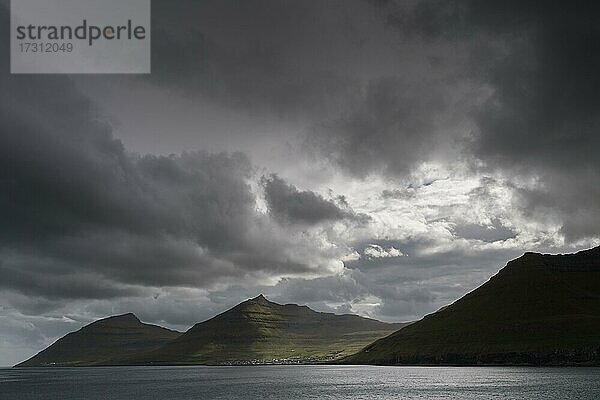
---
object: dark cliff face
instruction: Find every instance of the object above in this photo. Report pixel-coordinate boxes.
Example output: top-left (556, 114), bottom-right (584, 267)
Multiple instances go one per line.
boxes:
top-left (347, 246), bottom-right (600, 366)
top-left (16, 314), bottom-right (181, 367)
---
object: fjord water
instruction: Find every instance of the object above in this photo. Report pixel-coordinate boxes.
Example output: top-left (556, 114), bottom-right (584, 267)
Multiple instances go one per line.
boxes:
top-left (1, 366), bottom-right (598, 399)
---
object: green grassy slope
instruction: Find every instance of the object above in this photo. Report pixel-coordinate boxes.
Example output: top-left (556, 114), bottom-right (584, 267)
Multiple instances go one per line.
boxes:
top-left (346, 247), bottom-right (600, 365)
top-left (16, 313), bottom-right (181, 367)
top-left (122, 295), bottom-right (407, 365)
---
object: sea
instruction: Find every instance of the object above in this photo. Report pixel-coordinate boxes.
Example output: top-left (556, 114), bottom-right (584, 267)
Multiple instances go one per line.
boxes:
top-left (1, 365), bottom-right (599, 399)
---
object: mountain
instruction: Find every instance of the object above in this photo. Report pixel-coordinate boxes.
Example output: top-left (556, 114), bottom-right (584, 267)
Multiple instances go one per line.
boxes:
top-left (16, 313), bottom-right (181, 367)
top-left (116, 295), bottom-right (407, 365)
top-left (346, 246), bottom-right (600, 366)
top-left (15, 297), bottom-right (406, 366)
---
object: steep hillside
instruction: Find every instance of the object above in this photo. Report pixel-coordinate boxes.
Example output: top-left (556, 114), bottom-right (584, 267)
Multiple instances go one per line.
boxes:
top-left (346, 247), bottom-right (600, 365)
top-left (125, 295), bottom-right (407, 365)
top-left (16, 313), bottom-right (180, 367)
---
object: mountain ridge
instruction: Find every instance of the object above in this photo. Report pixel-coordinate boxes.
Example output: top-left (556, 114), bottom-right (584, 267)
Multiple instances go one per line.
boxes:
top-left (17, 247), bottom-right (600, 367)
top-left (16, 313), bottom-right (181, 367)
top-left (120, 294), bottom-right (407, 365)
top-left (345, 246), bottom-right (600, 366)
top-left (16, 297), bottom-right (406, 366)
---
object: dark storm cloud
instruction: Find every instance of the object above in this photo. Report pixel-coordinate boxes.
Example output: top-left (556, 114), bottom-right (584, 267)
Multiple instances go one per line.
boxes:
top-left (0, 81), bottom-right (322, 297)
top-left (0, 256), bottom-right (146, 301)
top-left (0, 65), bottom-right (264, 287)
top-left (147, 0), bottom-right (366, 117)
top-left (306, 74), bottom-right (471, 177)
top-left (2, 0), bottom-right (599, 365)
top-left (459, 1), bottom-right (600, 240)
top-left (0, 8), bottom-right (329, 309)
top-left (261, 174), bottom-right (368, 225)
top-left (369, 0), bottom-right (600, 240)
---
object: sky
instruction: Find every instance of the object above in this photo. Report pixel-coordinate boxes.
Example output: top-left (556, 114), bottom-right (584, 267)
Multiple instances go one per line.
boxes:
top-left (1, 0), bottom-right (600, 366)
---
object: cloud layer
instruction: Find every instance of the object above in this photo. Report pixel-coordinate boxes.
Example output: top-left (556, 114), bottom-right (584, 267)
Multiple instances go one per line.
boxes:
top-left (1, 0), bottom-right (599, 365)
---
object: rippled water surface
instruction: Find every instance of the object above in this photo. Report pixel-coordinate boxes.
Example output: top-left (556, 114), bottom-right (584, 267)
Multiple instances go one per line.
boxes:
top-left (1, 365), bottom-right (599, 399)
